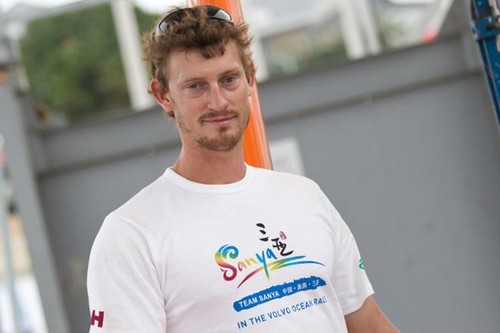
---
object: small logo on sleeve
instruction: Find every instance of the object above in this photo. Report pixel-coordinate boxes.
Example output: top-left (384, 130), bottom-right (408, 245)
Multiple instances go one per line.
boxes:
top-left (90, 310), bottom-right (105, 328)
top-left (358, 259), bottom-right (365, 270)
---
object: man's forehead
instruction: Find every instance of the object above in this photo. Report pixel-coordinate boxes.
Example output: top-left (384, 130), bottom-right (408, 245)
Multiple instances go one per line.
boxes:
top-left (167, 42), bottom-right (244, 79)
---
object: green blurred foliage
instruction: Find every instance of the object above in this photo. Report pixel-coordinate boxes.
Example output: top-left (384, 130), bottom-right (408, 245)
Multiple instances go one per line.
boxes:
top-left (20, 4), bottom-right (157, 122)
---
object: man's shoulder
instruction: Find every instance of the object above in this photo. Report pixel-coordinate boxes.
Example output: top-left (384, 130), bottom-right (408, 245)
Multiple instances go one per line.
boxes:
top-left (107, 172), bottom-right (169, 221)
top-left (250, 165), bottom-right (319, 189)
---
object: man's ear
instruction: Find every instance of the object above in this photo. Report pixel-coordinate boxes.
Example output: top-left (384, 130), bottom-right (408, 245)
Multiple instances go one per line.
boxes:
top-left (247, 75), bottom-right (255, 97)
top-left (150, 79), bottom-right (173, 110)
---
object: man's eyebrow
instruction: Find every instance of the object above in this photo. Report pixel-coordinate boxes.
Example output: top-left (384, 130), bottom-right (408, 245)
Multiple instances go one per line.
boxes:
top-left (181, 77), bottom-right (203, 85)
top-left (180, 67), bottom-right (243, 85)
top-left (219, 67), bottom-right (246, 79)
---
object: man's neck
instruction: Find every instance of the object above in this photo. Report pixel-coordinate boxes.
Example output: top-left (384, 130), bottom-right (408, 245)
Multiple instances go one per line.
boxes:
top-left (172, 146), bottom-right (247, 184)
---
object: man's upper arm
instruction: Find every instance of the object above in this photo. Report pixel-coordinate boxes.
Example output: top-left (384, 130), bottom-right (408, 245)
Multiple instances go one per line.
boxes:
top-left (87, 216), bottom-right (165, 332)
top-left (344, 295), bottom-right (399, 333)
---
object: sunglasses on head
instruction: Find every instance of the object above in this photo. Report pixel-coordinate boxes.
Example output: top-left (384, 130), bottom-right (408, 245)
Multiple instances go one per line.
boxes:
top-left (155, 5), bottom-right (234, 38)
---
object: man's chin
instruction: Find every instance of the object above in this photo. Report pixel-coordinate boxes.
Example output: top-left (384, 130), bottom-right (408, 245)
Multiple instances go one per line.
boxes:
top-left (197, 134), bottom-right (242, 152)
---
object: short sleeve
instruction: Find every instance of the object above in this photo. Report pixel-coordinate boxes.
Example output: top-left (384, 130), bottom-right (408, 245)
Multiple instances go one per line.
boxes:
top-left (87, 215), bottom-right (166, 332)
top-left (329, 205), bottom-right (374, 315)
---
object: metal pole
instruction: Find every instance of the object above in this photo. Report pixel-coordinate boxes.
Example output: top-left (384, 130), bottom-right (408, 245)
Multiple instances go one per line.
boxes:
top-left (0, 36), bottom-right (71, 333)
top-left (0, 135), bottom-right (22, 333)
top-left (0, 270), bottom-right (2, 333)
top-left (111, 0), bottom-right (155, 111)
top-left (354, 0), bottom-right (381, 55)
top-left (240, 0), bottom-right (270, 82)
top-left (337, 0), bottom-right (367, 59)
top-left (471, 0), bottom-right (500, 127)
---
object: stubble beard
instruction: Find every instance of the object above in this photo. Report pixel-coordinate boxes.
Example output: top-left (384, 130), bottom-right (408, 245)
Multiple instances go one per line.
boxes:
top-left (177, 108), bottom-right (250, 152)
top-left (196, 110), bottom-right (250, 152)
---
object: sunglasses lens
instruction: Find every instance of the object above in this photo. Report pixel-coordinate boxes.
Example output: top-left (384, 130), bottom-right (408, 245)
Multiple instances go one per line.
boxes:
top-left (155, 6), bottom-right (233, 37)
top-left (207, 6), bottom-right (232, 22)
top-left (155, 11), bottom-right (181, 37)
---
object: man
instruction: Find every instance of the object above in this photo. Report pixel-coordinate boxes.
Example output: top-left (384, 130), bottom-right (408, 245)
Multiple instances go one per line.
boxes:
top-left (87, 5), bottom-right (399, 332)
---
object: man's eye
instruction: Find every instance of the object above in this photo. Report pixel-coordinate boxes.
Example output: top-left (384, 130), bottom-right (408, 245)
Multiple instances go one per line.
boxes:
top-left (188, 83), bottom-right (201, 89)
top-left (223, 76), bottom-right (238, 85)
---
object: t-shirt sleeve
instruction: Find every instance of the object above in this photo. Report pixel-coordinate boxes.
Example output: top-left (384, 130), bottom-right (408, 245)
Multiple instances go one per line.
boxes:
top-left (328, 203), bottom-right (374, 315)
top-left (87, 215), bottom-right (166, 332)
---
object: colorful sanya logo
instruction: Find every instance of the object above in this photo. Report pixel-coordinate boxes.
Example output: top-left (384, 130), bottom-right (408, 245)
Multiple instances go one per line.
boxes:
top-left (215, 223), bottom-right (325, 288)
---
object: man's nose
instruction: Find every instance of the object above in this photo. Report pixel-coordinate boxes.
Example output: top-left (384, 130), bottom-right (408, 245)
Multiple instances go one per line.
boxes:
top-left (207, 85), bottom-right (229, 111)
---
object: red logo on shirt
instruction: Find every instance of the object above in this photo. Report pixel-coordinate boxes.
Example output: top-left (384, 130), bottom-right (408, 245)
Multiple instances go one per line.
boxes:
top-left (90, 310), bottom-right (105, 328)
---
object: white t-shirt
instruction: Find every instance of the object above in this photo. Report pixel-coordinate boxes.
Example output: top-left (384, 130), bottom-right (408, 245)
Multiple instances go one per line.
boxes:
top-left (87, 166), bottom-right (374, 332)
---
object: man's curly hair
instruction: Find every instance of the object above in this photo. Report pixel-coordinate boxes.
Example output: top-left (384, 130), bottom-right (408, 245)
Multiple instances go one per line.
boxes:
top-left (142, 6), bottom-right (256, 97)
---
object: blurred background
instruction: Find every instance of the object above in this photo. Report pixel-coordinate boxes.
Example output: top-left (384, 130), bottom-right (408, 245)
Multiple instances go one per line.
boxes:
top-left (0, 0), bottom-right (499, 332)
top-left (0, 0), bottom-right (454, 124)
